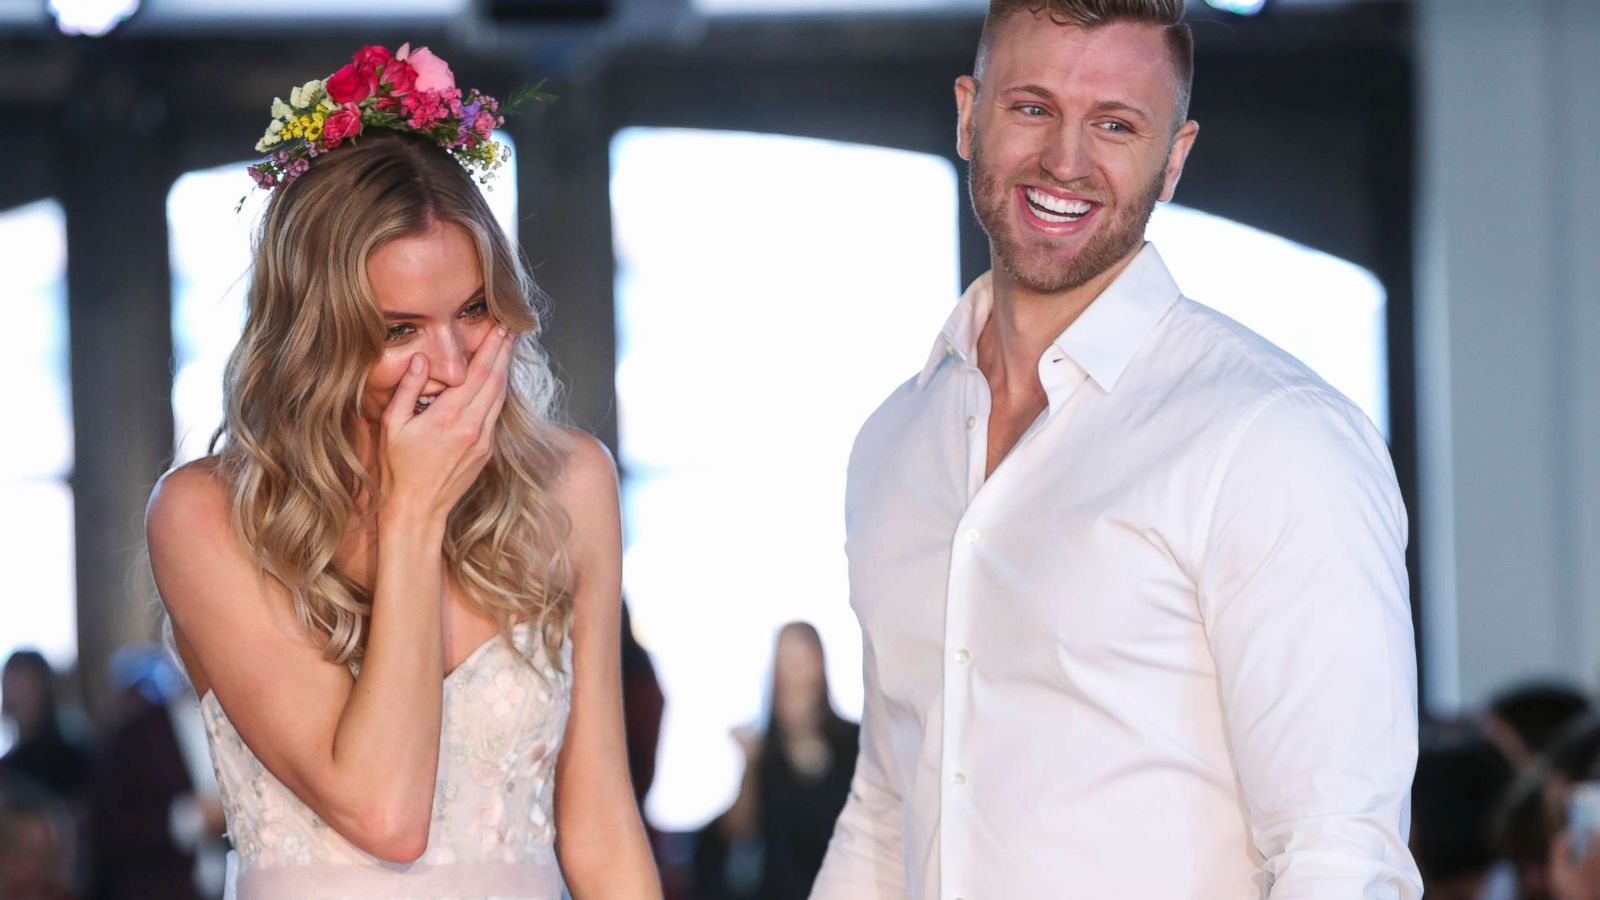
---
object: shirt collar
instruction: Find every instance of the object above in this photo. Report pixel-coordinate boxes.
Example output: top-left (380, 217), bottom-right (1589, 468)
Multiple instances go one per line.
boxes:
top-left (917, 243), bottom-right (1182, 393)
top-left (917, 271), bottom-right (993, 387)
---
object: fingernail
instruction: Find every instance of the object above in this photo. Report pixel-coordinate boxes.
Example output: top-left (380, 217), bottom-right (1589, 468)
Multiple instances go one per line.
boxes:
top-left (498, 326), bottom-right (508, 337)
top-left (409, 355), bottom-right (423, 373)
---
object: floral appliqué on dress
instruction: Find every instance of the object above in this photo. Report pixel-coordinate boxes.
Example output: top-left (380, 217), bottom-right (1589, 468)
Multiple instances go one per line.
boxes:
top-left (199, 622), bottom-right (570, 881)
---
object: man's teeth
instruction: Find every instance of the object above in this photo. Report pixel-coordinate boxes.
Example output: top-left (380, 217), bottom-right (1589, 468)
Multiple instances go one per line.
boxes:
top-left (1026, 188), bottom-right (1092, 222)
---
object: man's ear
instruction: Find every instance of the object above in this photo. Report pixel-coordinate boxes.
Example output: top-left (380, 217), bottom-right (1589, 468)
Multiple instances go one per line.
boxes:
top-left (1159, 119), bottom-right (1199, 203)
top-left (955, 75), bottom-right (980, 162)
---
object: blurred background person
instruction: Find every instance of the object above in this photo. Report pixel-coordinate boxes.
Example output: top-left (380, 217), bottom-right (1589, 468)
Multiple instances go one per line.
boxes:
top-left (1410, 728), bottom-right (1514, 899)
top-left (90, 643), bottom-right (225, 900)
top-left (1, 651), bottom-right (93, 808)
top-left (622, 601), bottom-right (666, 815)
top-left (1485, 683), bottom-right (1593, 774)
top-left (693, 622), bottom-right (857, 900)
top-left (0, 782), bottom-right (79, 900)
top-left (1488, 715), bottom-right (1600, 900)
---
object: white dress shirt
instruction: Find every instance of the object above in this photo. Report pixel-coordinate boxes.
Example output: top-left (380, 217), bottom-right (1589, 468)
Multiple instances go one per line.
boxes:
top-left (812, 245), bottom-right (1422, 900)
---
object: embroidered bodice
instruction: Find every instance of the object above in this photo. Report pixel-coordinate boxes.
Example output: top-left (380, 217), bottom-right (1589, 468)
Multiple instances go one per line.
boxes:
top-left (199, 623), bottom-right (570, 899)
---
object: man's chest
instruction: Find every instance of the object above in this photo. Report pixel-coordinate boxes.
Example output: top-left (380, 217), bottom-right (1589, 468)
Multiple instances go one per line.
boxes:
top-left (845, 383), bottom-right (1229, 701)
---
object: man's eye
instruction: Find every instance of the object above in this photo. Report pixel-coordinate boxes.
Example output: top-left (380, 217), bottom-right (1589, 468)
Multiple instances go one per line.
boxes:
top-left (1100, 120), bottom-right (1132, 134)
top-left (385, 323), bottom-right (415, 342)
top-left (1017, 104), bottom-right (1048, 117)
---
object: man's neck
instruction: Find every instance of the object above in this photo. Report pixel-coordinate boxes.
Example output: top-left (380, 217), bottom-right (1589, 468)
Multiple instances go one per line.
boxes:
top-left (977, 245), bottom-right (1142, 404)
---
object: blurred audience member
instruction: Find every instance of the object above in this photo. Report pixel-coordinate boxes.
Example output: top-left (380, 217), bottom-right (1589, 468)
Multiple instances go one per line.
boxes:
top-left (91, 643), bottom-right (225, 900)
top-left (0, 781), bottom-right (78, 900)
top-left (1486, 683), bottom-right (1593, 772)
top-left (1550, 769), bottom-right (1600, 900)
top-left (693, 622), bottom-right (858, 900)
top-left (1493, 715), bottom-right (1600, 900)
top-left (1, 651), bottom-right (93, 801)
top-left (1411, 731), bottom-right (1514, 899)
top-left (621, 601), bottom-right (665, 810)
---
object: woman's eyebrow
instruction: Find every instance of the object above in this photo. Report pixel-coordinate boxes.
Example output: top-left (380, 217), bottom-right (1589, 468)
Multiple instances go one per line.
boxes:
top-left (381, 287), bottom-right (485, 320)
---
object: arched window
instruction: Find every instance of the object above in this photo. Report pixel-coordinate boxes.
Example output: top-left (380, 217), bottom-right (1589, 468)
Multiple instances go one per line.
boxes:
top-left (610, 127), bottom-right (960, 829)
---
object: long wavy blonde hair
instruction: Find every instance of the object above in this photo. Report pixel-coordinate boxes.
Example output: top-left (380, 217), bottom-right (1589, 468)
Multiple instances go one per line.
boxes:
top-left (215, 128), bottom-right (573, 667)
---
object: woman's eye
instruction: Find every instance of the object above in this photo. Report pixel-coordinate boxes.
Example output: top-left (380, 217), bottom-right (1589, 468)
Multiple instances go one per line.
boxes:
top-left (385, 323), bottom-right (415, 342)
top-left (460, 300), bottom-right (489, 319)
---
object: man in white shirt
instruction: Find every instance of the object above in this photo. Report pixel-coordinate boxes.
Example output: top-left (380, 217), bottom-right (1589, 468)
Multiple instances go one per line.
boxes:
top-left (810, 1), bottom-right (1423, 897)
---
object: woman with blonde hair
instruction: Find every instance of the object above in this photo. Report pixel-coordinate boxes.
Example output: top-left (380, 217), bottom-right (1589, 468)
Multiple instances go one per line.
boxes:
top-left (145, 44), bottom-right (660, 899)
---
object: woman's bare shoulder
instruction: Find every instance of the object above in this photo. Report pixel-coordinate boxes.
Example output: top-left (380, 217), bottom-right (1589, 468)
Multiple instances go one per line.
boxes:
top-left (145, 451), bottom-right (225, 522)
top-left (146, 456), bottom-right (231, 540)
top-left (548, 428), bottom-right (618, 506)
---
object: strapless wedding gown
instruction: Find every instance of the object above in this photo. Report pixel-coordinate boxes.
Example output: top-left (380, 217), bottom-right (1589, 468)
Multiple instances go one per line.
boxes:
top-left (199, 622), bottom-right (571, 899)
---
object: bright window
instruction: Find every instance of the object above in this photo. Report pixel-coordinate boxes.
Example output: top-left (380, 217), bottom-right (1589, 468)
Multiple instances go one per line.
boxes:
top-left (1147, 204), bottom-right (1389, 436)
top-left (169, 136), bottom-right (520, 463)
top-left (0, 200), bottom-right (76, 685)
top-left (611, 127), bottom-right (960, 830)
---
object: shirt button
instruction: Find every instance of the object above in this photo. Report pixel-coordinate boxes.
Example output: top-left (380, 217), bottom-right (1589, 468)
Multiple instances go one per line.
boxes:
top-left (952, 772), bottom-right (966, 786)
top-left (955, 648), bottom-right (971, 664)
top-left (964, 528), bottom-right (980, 544)
top-left (965, 416), bottom-right (978, 431)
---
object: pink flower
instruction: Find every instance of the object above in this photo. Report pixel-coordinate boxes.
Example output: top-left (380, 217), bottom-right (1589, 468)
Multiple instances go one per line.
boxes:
top-left (384, 58), bottom-right (417, 95)
top-left (351, 45), bottom-right (393, 72)
top-left (327, 62), bottom-right (375, 104)
top-left (473, 110), bottom-right (496, 137)
top-left (322, 103), bottom-right (363, 146)
top-left (402, 90), bottom-right (447, 128)
top-left (398, 44), bottom-right (455, 93)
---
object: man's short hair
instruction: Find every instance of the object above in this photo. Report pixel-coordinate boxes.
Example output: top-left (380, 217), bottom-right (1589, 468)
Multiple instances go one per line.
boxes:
top-left (975, 0), bottom-right (1195, 126)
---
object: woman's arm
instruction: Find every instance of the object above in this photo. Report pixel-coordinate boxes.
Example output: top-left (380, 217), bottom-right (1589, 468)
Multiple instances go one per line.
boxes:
top-left (551, 431), bottom-right (662, 898)
top-left (147, 333), bottom-right (512, 863)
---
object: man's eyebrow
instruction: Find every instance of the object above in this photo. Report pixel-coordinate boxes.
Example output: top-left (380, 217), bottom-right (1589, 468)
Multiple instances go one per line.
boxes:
top-left (999, 84), bottom-right (1057, 101)
top-left (1091, 100), bottom-right (1154, 122)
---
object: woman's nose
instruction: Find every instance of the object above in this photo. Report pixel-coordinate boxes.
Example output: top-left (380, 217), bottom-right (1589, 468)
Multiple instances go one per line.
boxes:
top-left (425, 325), bottom-right (470, 387)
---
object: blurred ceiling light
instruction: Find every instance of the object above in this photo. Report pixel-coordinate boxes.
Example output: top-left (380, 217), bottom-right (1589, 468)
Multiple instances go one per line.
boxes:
top-left (1204, 0), bottom-right (1267, 13)
top-left (48, 0), bottom-right (140, 35)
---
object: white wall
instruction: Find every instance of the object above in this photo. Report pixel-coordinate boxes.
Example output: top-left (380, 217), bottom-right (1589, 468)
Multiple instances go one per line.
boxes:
top-left (1416, 0), bottom-right (1600, 712)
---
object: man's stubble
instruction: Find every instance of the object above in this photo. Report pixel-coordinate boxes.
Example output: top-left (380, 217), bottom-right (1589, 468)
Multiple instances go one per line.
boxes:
top-left (968, 133), bottom-right (1167, 295)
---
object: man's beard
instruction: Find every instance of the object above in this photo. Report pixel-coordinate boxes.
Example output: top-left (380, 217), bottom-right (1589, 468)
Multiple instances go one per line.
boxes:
top-left (968, 142), bottom-right (1166, 294)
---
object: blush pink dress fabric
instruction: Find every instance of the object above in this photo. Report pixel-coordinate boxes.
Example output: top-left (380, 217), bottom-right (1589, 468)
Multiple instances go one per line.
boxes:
top-left (199, 623), bottom-right (571, 899)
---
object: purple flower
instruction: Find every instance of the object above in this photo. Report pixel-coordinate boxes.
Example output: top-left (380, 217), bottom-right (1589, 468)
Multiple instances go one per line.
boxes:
top-left (248, 164), bottom-right (279, 189)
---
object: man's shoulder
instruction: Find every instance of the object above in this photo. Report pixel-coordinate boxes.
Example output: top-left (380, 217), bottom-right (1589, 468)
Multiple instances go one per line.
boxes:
top-left (851, 371), bottom-right (927, 451)
top-left (1159, 299), bottom-right (1392, 482)
top-left (1157, 297), bottom-right (1359, 420)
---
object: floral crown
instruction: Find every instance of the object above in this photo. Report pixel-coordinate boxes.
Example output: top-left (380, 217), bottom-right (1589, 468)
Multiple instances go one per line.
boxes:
top-left (246, 43), bottom-right (551, 195)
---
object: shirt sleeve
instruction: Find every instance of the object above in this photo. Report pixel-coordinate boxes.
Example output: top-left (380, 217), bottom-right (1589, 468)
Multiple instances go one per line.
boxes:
top-left (810, 638), bottom-right (910, 899)
top-left (1196, 386), bottom-right (1424, 899)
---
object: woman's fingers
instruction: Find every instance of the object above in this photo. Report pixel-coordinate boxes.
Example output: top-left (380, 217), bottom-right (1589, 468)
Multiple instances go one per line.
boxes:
top-left (383, 354), bottom-right (429, 430)
top-left (430, 327), bottom-right (508, 416)
top-left (470, 377), bottom-right (509, 464)
top-left (463, 330), bottom-right (515, 427)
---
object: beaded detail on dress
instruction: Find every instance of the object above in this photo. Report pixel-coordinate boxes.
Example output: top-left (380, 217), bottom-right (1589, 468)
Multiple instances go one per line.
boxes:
top-left (199, 622), bottom-right (570, 899)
